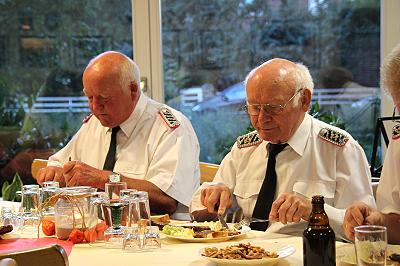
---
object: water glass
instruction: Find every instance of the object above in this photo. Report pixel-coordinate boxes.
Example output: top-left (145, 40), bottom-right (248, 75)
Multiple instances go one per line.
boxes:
top-left (1, 207), bottom-right (16, 226)
top-left (123, 224), bottom-right (141, 251)
top-left (355, 225), bottom-right (387, 266)
top-left (20, 185), bottom-right (40, 217)
top-left (132, 191), bottom-right (151, 228)
top-left (102, 198), bottom-right (130, 248)
top-left (143, 226), bottom-right (161, 249)
top-left (105, 182), bottom-right (127, 200)
top-left (41, 181), bottom-right (59, 216)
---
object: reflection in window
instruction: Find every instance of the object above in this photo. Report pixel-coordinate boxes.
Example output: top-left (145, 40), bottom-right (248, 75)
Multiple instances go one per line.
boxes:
top-left (161, 0), bottom-right (380, 163)
top-left (72, 36), bottom-right (106, 67)
top-left (20, 37), bottom-right (58, 67)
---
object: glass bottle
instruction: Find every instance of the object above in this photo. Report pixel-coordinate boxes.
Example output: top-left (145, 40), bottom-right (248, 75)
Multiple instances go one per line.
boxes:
top-left (303, 195), bottom-right (335, 266)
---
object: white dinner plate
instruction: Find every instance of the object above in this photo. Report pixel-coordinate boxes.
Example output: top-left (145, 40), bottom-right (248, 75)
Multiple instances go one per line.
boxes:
top-left (336, 244), bottom-right (400, 266)
top-left (199, 241), bottom-right (296, 266)
top-left (161, 225), bottom-right (251, 243)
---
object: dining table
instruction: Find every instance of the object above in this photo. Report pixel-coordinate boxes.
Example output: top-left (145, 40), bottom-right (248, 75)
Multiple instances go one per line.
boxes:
top-left (0, 200), bottom-right (355, 266)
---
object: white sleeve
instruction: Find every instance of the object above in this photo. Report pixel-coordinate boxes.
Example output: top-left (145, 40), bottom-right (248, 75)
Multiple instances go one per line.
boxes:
top-left (146, 118), bottom-right (200, 207)
top-left (326, 140), bottom-right (376, 238)
top-left (377, 140), bottom-right (400, 214)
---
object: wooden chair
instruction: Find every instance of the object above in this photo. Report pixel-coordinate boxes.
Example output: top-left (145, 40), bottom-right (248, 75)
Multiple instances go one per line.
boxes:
top-left (199, 162), bottom-right (219, 184)
top-left (31, 159), bottom-right (49, 180)
top-left (0, 244), bottom-right (69, 266)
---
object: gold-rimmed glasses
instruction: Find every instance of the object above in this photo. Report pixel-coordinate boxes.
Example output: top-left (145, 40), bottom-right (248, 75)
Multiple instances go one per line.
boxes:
top-left (244, 88), bottom-right (303, 116)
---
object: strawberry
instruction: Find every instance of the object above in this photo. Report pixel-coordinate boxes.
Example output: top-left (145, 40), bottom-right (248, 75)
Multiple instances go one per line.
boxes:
top-left (42, 219), bottom-right (55, 236)
top-left (68, 229), bottom-right (84, 244)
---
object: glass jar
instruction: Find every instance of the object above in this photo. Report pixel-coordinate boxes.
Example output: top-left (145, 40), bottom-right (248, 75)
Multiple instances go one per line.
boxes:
top-left (54, 186), bottom-right (97, 241)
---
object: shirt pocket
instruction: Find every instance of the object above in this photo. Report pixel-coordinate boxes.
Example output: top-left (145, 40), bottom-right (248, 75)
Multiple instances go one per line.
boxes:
top-left (114, 161), bottom-right (147, 179)
top-left (233, 180), bottom-right (264, 216)
top-left (293, 180), bottom-right (336, 205)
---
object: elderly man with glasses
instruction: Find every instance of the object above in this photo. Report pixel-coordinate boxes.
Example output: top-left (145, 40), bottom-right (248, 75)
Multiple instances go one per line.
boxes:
top-left (190, 58), bottom-right (375, 237)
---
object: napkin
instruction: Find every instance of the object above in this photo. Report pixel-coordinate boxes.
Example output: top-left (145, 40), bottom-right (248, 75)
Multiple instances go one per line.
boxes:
top-left (0, 237), bottom-right (73, 255)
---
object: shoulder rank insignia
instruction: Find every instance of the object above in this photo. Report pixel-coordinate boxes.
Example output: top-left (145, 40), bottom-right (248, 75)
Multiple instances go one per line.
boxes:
top-left (236, 131), bottom-right (263, 148)
top-left (159, 107), bottom-right (180, 129)
top-left (392, 123), bottom-right (400, 140)
top-left (82, 114), bottom-right (93, 124)
top-left (318, 128), bottom-right (349, 147)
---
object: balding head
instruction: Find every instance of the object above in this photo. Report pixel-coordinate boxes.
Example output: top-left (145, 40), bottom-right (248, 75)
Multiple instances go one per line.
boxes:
top-left (82, 51), bottom-right (141, 128)
top-left (245, 58), bottom-right (313, 143)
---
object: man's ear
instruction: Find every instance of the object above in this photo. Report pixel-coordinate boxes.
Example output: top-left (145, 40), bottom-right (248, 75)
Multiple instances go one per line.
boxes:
top-left (130, 81), bottom-right (138, 96)
top-left (301, 88), bottom-right (312, 111)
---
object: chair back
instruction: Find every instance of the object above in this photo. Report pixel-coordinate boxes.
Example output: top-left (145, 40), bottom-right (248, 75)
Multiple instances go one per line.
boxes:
top-left (0, 244), bottom-right (69, 266)
top-left (31, 159), bottom-right (49, 179)
top-left (199, 162), bottom-right (219, 184)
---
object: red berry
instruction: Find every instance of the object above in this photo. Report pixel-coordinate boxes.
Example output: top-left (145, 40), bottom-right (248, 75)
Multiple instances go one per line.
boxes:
top-left (68, 229), bottom-right (84, 244)
top-left (42, 219), bottom-right (55, 236)
top-left (84, 228), bottom-right (97, 243)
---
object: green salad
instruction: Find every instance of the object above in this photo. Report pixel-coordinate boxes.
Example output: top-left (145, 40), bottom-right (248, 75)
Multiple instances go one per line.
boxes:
top-left (161, 225), bottom-right (195, 238)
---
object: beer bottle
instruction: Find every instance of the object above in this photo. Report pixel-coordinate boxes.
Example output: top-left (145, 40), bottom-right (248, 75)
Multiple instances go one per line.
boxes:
top-left (303, 195), bottom-right (335, 266)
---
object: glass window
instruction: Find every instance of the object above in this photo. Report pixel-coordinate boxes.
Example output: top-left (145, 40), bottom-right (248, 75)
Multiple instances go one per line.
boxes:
top-left (161, 0), bottom-right (380, 164)
top-left (0, 1), bottom-right (132, 187)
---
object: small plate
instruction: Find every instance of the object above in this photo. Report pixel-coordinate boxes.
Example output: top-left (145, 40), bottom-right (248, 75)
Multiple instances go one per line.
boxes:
top-left (336, 244), bottom-right (400, 266)
top-left (199, 241), bottom-right (296, 266)
top-left (162, 224), bottom-right (251, 243)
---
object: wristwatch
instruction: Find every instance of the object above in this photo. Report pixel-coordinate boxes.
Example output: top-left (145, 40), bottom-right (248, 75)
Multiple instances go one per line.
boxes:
top-left (108, 172), bottom-right (120, 182)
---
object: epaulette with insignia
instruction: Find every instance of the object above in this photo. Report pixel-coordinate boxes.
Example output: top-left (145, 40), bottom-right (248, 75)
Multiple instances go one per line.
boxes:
top-left (236, 131), bottom-right (263, 148)
top-left (392, 123), bottom-right (400, 140)
top-left (159, 107), bottom-right (180, 129)
top-left (318, 128), bottom-right (349, 147)
top-left (82, 114), bottom-right (93, 124)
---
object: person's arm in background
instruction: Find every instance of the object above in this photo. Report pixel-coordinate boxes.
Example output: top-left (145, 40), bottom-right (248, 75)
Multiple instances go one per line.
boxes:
top-left (191, 145), bottom-right (240, 221)
top-left (328, 140), bottom-right (376, 238)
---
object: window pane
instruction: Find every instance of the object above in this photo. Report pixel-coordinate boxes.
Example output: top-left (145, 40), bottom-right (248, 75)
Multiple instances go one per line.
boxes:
top-left (0, 1), bottom-right (132, 188)
top-left (161, 0), bottom-right (380, 164)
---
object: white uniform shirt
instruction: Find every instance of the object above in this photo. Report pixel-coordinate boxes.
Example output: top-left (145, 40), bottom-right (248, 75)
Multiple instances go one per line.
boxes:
top-left (191, 114), bottom-right (375, 236)
top-left (376, 123), bottom-right (400, 214)
top-left (48, 94), bottom-right (200, 207)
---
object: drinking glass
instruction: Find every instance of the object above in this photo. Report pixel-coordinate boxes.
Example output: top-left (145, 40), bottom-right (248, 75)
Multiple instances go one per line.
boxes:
top-left (123, 224), bottom-right (141, 251)
top-left (105, 182), bottom-right (127, 200)
top-left (102, 198), bottom-right (130, 248)
top-left (41, 181), bottom-right (59, 216)
top-left (143, 226), bottom-right (161, 249)
top-left (355, 225), bottom-right (387, 266)
top-left (132, 191), bottom-right (151, 229)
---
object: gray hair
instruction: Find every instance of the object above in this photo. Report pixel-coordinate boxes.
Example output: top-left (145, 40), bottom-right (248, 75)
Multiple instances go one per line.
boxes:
top-left (381, 43), bottom-right (400, 102)
top-left (119, 55), bottom-right (141, 94)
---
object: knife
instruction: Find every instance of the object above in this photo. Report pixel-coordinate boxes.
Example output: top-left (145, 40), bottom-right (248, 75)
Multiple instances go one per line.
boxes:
top-left (215, 203), bottom-right (229, 229)
top-left (217, 211), bottom-right (229, 229)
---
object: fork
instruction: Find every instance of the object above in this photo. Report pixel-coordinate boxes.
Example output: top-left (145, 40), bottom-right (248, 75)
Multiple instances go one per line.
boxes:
top-left (233, 217), bottom-right (269, 230)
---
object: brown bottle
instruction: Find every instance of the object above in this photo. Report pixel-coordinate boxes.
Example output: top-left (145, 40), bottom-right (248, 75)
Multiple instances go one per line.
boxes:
top-left (303, 195), bottom-right (335, 266)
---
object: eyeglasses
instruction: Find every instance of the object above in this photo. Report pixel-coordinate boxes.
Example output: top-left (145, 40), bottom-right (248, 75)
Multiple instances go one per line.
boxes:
top-left (244, 89), bottom-right (303, 116)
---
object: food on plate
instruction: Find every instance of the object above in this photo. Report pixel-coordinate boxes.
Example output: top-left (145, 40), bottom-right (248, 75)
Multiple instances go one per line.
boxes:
top-left (151, 214), bottom-right (170, 223)
top-left (42, 218), bottom-right (56, 236)
top-left (0, 224), bottom-right (13, 236)
top-left (202, 242), bottom-right (279, 260)
top-left (161, 221), bottom-right (240, 239)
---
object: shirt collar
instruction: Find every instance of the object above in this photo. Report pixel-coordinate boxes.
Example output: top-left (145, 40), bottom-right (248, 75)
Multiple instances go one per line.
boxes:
top-left (286, 113), bottom-right (311, 156)
top-left (103, 93), bottom-right (148, 137)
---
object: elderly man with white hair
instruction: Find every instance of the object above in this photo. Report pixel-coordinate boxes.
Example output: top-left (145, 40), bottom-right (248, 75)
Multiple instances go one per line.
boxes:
top-left (191, 58), bottom-right (375, 237)
top-left (35, 51), bottom-right (200, 216)
top-left (343, 44), bottom-right (400, 244)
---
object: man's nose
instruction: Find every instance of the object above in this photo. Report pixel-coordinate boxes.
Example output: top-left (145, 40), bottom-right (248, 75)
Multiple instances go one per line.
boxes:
top-left (257, 109), bottom-right (272, 122)
top-left (91, 98), bottom-right (103, 112)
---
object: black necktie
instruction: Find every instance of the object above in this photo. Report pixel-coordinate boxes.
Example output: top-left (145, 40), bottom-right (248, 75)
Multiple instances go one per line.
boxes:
top-left (251, 143), bottom-right (288, 231)
top-left (103, 126), bottom-right (120, 171)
